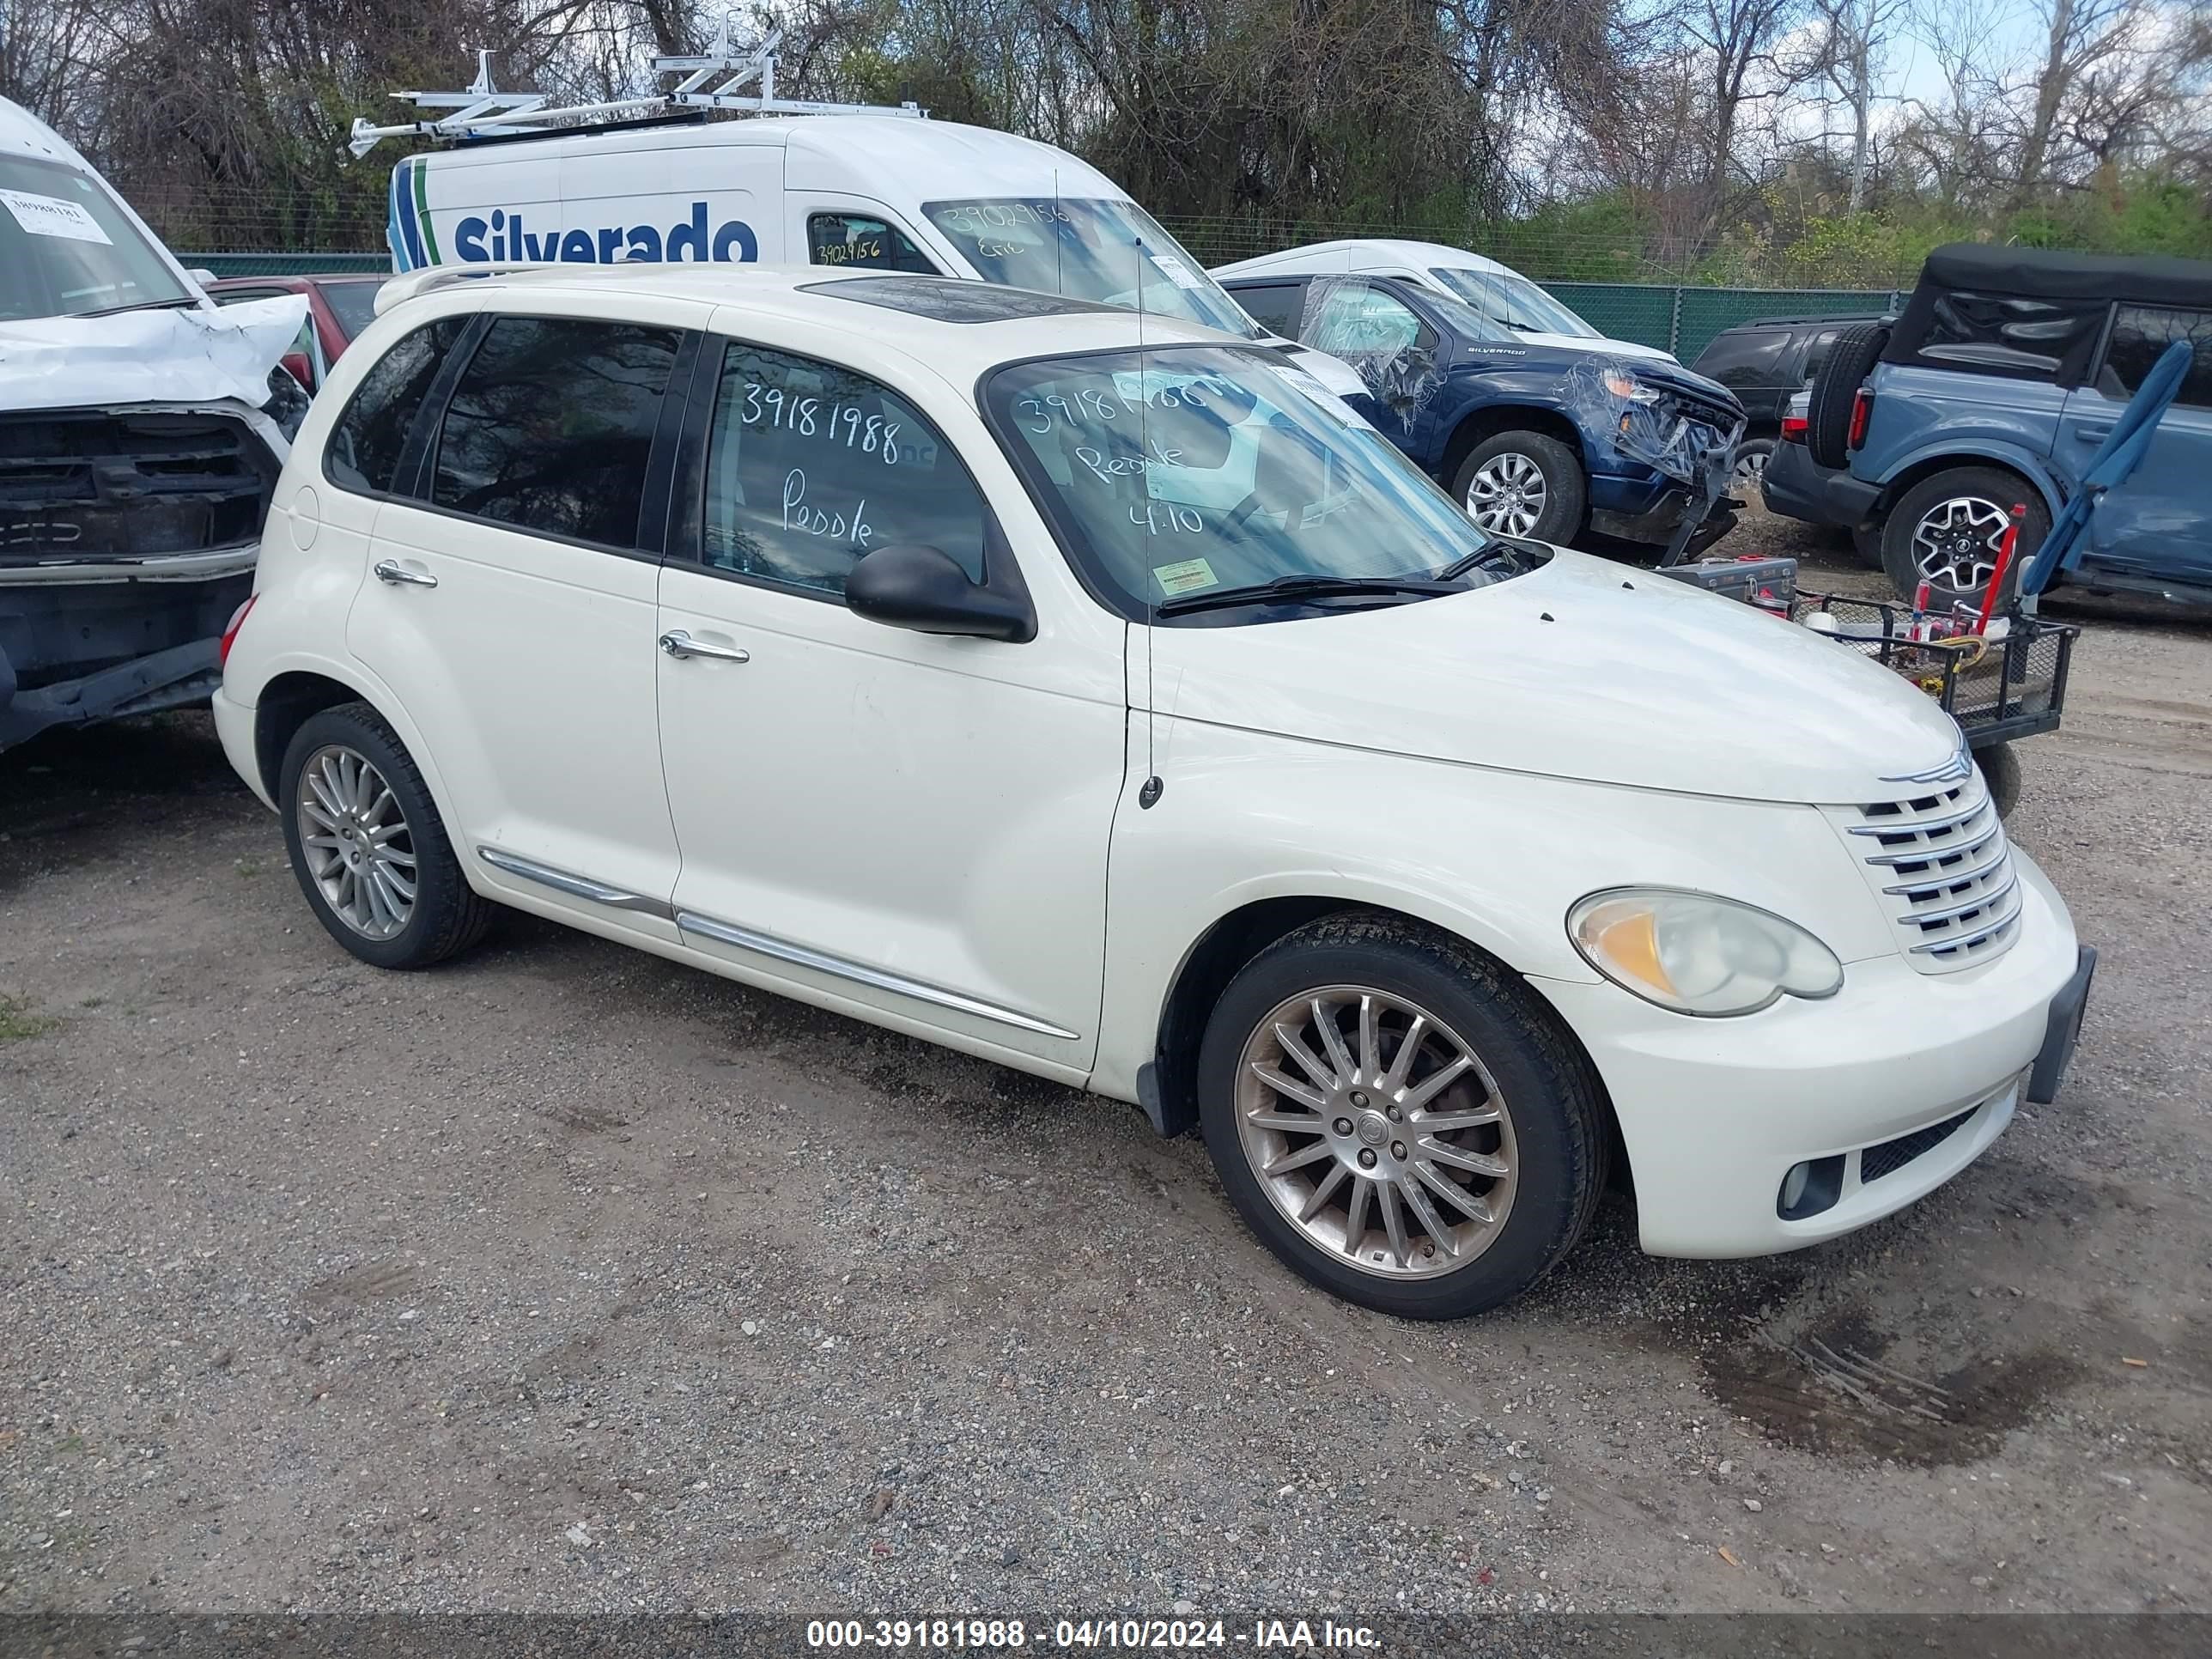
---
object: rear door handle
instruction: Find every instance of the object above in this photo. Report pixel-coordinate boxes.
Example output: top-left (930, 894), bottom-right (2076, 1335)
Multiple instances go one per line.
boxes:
top-left (373, 559), bottom-right (438, 588)
top-left (2073, 423), bottom-right (2113, 442)
top-left (659, 630), bottom-right (750, 664)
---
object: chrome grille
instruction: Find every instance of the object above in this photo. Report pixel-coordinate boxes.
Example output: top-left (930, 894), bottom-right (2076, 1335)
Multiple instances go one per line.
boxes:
top-left (1840, 770), bottom-right (2022, 972)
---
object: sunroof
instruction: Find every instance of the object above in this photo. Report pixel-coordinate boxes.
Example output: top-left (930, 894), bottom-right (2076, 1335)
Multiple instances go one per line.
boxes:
top-left (805, 276), bottom-right (1118, 324)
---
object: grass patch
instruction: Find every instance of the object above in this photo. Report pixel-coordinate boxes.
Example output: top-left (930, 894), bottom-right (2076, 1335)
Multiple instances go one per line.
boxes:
top-left (0, 994), bottom-right (57, 1045)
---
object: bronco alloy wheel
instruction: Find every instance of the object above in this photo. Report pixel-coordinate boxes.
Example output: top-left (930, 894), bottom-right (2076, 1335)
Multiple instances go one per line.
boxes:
top-left (1879, 466), bottom-right (2050, 610)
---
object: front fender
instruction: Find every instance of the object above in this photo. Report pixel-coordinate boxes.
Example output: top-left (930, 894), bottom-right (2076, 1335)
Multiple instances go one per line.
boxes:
top-left (1090, 718), bottom-right (1898, 1106)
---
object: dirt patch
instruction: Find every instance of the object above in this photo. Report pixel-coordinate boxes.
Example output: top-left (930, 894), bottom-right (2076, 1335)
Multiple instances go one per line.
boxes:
top-left (1698, 1304), bottom-right (2088, 1465)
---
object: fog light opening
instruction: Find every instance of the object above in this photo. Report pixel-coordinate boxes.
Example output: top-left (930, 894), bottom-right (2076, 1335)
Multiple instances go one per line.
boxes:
top-left (1777, 1155), bottom-right (1845, 1220)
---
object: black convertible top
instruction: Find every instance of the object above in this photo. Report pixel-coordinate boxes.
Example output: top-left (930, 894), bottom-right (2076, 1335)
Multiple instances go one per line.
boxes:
top-left (1913, 242), bottom-right (2212, 308)
top-left (1883, 242), bottom-right (2212, 384)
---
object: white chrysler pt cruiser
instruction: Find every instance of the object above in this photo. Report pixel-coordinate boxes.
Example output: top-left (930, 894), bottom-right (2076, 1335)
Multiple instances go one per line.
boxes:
top-left (213, 266), bottom-right (2094, 1320)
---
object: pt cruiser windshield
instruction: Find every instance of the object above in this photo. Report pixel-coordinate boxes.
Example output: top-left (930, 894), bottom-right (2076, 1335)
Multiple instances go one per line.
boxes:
top-left (925, 198), bottom-right (1262, 341)
top-left (988, 346), bottom-right (1546, 622)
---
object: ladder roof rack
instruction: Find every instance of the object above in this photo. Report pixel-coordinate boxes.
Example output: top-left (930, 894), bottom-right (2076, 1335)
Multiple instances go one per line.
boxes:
top-left (349, 18), bottom-right (924, 160)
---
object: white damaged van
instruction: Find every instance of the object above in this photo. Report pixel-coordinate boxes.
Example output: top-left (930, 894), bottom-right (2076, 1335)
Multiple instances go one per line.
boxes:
top-left (384, 114), bottom-right (1370, 398)
top-left (0, 97), bottom-right (307, 750)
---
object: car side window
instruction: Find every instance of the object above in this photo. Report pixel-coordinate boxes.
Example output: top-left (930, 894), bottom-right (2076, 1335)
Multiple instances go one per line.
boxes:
top-left (1798, 326), bottom-right (1844, 382)
top-left (1708, 329), bottom-right (1788, 386)
top-left (2096, 306), bottom-right (2212, 409)
top-left (1916, 290), bottom-right (2107, 382)
top-left (1304, 280), bottom-right (1427, 361)
top-left (702, 340), bottom-right (986, 599)
top-left (430, 316), bottom-right (683, 550)
top-left (324, 315), bottom-right (470, 497)
top-left (806, 213), bottom-right (939, 274)
top-left (1228, 282), bottom-right (1306, 339)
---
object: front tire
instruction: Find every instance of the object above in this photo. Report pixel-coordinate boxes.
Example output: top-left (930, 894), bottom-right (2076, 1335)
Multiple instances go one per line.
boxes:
top-left (1879, 466), bottom-right (2048, 611)
top-left (1197, 911), bottom-right (1608, 1320)
top-left (279, 702), bottom-right (493, 969)
top-left (1453, 432), bottom-right (1587, 544)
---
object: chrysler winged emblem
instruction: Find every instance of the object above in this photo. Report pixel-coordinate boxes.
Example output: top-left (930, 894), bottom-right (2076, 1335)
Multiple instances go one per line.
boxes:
top-left (1881, 742), bottom-right (1974, 786)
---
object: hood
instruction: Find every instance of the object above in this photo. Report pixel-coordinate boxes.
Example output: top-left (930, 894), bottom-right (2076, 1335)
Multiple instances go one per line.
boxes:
top-left (0, 295), bottom-right (308, 412)
top-left (1516, 329), bottom-right (1676, 364)
top-left (1152, 548), bottom-right (1965, 805)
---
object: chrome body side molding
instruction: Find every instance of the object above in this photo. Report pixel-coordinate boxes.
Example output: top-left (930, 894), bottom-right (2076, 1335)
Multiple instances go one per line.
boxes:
top-left (477, 846), bottom-right (673, 918)
top-left (674, 909), bottom-right (1082, 1042)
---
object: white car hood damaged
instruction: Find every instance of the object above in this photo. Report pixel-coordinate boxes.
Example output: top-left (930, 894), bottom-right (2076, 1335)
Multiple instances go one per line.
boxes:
top-left (1521, 331), bottom-right (1674, 363)
top-left (1151, 547), bottom-right (1966, 805)
top-left (0, 295), bottom-right (308, 412)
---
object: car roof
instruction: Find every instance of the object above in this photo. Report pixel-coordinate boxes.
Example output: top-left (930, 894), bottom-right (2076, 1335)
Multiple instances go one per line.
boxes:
top-left (1717, 313), bottom-right (1881, 331)
top-left (376, 264), bottom-right (1233, 376)
top-left (418, 114), bottom-right (1127, 204)
top-left (1212, 240), bottom-right (1515, 280)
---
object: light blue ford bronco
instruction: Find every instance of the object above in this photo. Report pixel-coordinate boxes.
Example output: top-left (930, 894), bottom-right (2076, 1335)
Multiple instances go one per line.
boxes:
top-left (1780, 243), bottom-right (2212, 609)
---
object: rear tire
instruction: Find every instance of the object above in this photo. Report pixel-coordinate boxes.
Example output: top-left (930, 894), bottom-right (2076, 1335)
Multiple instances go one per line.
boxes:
top-left (1806, 322), bottom-right (1888, 468)
top-left (1196, 910), bottom-right (1608, 1320)
top-left (279, 702), bottom-right (493, 970)
top-left (1878, 467), bottom-right (2048, 612)
top-left (1453, 432), bottom-right (1587, 545)
top-left (1732, 438), bottom-right (1775, 499)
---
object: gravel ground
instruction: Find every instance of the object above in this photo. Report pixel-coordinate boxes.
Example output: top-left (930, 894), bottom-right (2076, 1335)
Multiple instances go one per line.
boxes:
top-left (2, 507), bottom-right (2208, 1621)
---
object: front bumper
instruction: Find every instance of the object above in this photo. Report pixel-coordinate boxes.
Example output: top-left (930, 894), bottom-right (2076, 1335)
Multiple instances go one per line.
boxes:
top-left (1588, 479), bottom-right (1738, 552)
top-left (1537, 846), bottom-right (2082, 1258)
top-left (1761, 440), bottom-right (1879, 529)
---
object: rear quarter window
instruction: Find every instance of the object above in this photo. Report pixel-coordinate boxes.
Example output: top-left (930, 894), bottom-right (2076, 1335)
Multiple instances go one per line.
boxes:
top-left (1911, 292), bottom-right (2107, 383)
top-left (323, 316), bottom-right (470, 497)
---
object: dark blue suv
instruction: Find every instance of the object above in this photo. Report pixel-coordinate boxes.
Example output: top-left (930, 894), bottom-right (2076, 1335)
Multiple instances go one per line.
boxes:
top-left (1224, 272), bottom-right (1744, 552)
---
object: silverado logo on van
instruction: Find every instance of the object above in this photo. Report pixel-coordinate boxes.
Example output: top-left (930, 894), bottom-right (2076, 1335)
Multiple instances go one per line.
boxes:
top-left (451, 202), bottom-right (758, 265)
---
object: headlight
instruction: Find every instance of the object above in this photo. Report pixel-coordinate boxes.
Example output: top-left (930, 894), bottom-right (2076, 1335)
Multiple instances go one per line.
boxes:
top-left (1568, 888), bottom-right (1843, 1017)
top-left (1601, 368), bottom-right (1662, 403)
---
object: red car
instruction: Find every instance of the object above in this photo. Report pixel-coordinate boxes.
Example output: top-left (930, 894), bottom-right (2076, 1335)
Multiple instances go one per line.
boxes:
top-left (204, 273), bottom-right (388, 394)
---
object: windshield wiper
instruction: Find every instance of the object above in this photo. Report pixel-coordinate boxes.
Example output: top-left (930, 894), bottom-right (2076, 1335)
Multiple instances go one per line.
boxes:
top-left (1155, 573), bottom-right (1462, 617)
top-left (73, 296), bottom-right (201, 319)
top-left (1434, 540), bottom-right (1522, 581)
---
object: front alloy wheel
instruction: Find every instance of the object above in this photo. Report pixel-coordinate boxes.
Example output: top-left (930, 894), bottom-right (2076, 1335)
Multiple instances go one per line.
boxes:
top-left (295, 744), bottom-right (417, 939)
top-left (1235, 987), bottom-right (1517, 1277)
top-left (1465, 452), bottom-right (1548, 538)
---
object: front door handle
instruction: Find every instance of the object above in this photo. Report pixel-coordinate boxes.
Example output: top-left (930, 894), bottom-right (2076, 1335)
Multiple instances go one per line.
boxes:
top-left (2073, 423), bottom-right (2113, 442)
top-left (373, 559), bottom-right (438, 588)
top-left (659, 629), bottom-right (750, 664)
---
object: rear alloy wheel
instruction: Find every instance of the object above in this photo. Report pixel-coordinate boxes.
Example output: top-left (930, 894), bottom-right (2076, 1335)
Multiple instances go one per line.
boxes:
top-left (1732, 438), bottom-right (1774, 495)
top-left (279, 702), bottom-right (494, 970)
top-left (1198, 912), bottom-right (1608, 1319)
top-left (1879, 466), bottom-right (2049, 611)
top-left (1453, 432), bottom-right (1586, 544)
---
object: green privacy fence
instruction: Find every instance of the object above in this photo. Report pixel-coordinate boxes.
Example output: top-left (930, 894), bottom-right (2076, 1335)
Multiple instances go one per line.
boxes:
top-left (184, 250), bottom-right (1899, 364)
top-left (186, 252), bottom-right (392, 278)
top-left (1558, 284), bottom-right (1905, 362)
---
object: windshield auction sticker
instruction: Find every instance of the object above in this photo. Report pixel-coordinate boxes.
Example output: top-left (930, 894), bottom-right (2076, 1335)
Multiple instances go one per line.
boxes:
top-left (2, 187), bottom-right (112, 243)
top-left (1152, 557), bottom-right (1218, 596)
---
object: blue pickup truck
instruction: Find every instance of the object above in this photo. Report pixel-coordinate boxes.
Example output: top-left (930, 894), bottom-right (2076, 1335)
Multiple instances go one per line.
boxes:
top-left (1765, 244), bottom-right (2212, 607)
top-left (1221, 271), bottom-right (1744, 555)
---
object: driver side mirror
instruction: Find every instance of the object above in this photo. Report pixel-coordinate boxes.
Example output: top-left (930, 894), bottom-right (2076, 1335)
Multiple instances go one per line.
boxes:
top-left (845, 543), bottom-right (1036, 642)
top-left (279, 350), bottom-right (315, 392)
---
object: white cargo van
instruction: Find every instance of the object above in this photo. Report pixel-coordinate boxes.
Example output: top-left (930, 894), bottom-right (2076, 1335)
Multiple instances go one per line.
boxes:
top-left (1212, 240), bottom-right (1678, 364)
top-left (384, 114), bottom-right (1368, 397)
